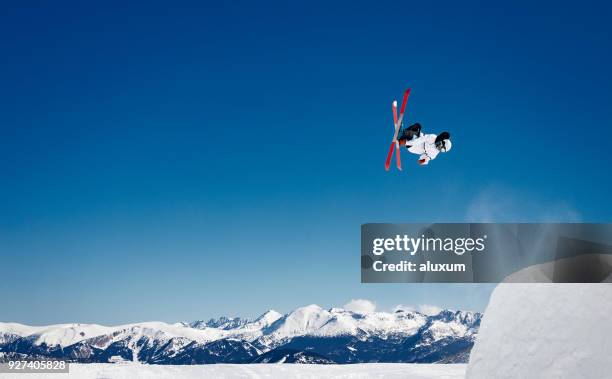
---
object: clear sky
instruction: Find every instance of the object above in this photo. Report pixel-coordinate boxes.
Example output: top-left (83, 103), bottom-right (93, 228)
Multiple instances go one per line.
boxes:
top-left (1, 1), bottom-right (611, 325)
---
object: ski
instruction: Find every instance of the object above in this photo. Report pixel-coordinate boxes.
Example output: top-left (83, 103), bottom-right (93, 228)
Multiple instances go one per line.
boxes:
top-left (392, 100), bottom-right (398, 126)
top-left (396, 140), bottom-right (402, 170)
top-left (392, 101), bottom-right (402, 170)
top-left (385, 88), bottom-right (411, 171)
top-left (385, 100), bottom-right (399, 171)
top-left (384, 141), bottom-right (395, 171)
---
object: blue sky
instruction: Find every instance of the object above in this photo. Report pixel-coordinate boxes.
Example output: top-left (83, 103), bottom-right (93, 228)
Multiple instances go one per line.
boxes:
top-left (1, 1), bottom-right (611, 324)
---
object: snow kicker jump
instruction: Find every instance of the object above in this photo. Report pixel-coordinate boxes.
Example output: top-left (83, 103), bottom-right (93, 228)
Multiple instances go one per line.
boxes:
top-left (385, 88), bottom-right (453, 170)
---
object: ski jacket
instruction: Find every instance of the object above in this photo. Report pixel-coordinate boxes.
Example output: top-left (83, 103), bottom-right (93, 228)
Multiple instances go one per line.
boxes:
top-left (405, 134), bottom-right (439, 165)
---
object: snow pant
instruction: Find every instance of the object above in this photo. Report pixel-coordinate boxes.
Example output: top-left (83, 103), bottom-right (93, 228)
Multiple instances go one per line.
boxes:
top-left (398, 123), bottom-right (422, 141)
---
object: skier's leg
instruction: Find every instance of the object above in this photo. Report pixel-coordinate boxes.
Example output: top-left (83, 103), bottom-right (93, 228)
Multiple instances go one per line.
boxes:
top-left (398, 123), bottom-right (422, 144)
top-left (408, 122), bottom-right (422, 135)
top-left (407, 123), bottom-right (422, 138)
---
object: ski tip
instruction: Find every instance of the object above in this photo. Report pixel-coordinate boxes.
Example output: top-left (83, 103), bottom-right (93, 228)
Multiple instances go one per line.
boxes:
top-left (392, 100), bottom-right (397, 106)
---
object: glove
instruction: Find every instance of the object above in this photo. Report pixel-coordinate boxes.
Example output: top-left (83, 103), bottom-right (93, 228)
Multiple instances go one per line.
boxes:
top-left (418, 157), bottom-right (429, 165)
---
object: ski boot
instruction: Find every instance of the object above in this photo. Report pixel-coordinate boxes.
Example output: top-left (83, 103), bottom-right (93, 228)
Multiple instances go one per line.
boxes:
top-left (397, 123), bottom-right (422, 146)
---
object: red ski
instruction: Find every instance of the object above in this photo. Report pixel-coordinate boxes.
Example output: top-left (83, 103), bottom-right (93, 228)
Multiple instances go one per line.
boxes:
top-left (385, 88), bottom-right (411, 171)
top-left (393, 101), bottom-right (401, 170)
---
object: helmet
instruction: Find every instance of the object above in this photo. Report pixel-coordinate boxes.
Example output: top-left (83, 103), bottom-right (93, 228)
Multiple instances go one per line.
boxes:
top-left (436, 139), bottom-right (452, 152)
top-left (442, 139), bottom-right (452, 152)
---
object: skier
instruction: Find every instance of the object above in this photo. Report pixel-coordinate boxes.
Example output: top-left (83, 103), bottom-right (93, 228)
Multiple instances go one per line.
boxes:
top-left (396, 123), bottom-right (452, 165)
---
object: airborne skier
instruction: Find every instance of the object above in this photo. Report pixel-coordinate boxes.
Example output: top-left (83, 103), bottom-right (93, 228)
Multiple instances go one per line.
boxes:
top-left (397, 123), bottom-right (452, 165)
top-left (385, 88), bottom-right (452, 170)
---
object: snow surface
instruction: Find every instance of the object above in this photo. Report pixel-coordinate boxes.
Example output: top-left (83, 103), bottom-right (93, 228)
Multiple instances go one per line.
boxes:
top-left (466, 283), bottom-right (612, 379)
top-left (0, 363), bottom-right (467, 379)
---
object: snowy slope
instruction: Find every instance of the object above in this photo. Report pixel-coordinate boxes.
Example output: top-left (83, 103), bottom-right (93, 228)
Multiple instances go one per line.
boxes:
top-left (0, 321), bottom-right (224, 348)
top-left (466, 283), bottom-right (612, 379)
top-left (0, 362), bottom-right (468, 379)
top-left (259, 306), bottom-right (431, 341)
top-left (0, 323), bottom-right (116, 347)
top-left (266, 305), bottom-right (334, 339)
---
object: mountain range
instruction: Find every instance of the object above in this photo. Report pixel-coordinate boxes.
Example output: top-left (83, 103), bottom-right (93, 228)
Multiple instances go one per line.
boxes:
top-left (0, 304), bottom-right (481, 364)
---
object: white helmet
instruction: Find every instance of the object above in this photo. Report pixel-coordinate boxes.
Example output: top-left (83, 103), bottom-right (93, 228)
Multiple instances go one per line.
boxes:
top-left (436, 139), bottom-right (452, 152)
top-left (442, 139), bottom-right (452, 152)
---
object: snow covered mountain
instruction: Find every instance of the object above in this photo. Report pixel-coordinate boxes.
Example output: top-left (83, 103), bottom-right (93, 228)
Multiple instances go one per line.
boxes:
top-left (186, 316), bottom-right (250, 330)
top-left (0, 305), bottom-right (481, 364)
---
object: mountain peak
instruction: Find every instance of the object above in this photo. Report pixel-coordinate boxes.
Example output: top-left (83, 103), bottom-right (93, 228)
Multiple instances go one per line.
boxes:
top-left (187, 317), bottom-right (249, 330)
top-left (255, 310), bottom-right (282, 325)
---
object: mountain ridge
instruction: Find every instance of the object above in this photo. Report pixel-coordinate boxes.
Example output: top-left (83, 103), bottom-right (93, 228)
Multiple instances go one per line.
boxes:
top-left (0, 305), bottom-right (481, 364)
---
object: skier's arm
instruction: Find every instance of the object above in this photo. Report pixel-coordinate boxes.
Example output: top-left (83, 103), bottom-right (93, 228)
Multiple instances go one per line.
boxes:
top-left (419, 136), bottom-right (440, 165)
